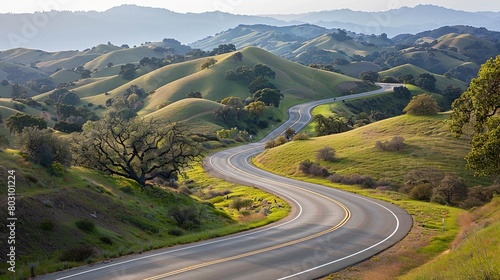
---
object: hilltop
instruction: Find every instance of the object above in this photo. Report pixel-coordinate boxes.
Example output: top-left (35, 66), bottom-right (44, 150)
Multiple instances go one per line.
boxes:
top-left (1, 5), bottom-right (500, 51)
top-left (193, 24), bottom-right (499, 84)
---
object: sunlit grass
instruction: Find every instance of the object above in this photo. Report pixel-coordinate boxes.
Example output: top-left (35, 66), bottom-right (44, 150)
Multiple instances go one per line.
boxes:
top-left (0, 149), bottom-right (289, 279)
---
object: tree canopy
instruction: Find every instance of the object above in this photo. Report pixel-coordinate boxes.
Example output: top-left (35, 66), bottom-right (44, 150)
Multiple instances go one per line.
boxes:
top-left (17, 127), bottom-right (71, 168)
top-left (450, 55), bottom-right (500, 177)
top-left (5, 113), bottom-right (47, 134)
top-left (119, 63), bottom-right (137, 80)
top-left (72, 116), bottom-right (204, 187)
top-left (253, 88), bottom-right (282, 108)
top-left (403, 94), bottom-right (440, 116)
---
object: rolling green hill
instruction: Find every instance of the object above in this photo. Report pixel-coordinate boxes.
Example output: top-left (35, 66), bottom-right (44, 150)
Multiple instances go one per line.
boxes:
top-left (145, 98), bottom-right (225, 135)
top-left (379, 64), bottom-right (468, 90)
top-left (0, 48), bottom-right (80, 66)
top-left (83, 47), bottom-right (165, 71)
top-left (336, 61), bottom-right (382, 78)
top-left (434, 33), bottom-right (497, 53)
top-left (36, 53), bottom-right (101, 73)
top-left (78, 47), bottom-right (362, 121)
top-left (143, 47), bottom-right (359, 113)
top-left (400, 49), bottom-right (478, 74)
top-left (49, 69), bottom-right (80, 85)
top-left (190, 24), bottom-right (329, 56)
top-left (292, 34), bottom-right (383, 57)
top-left (255, 113), bottom-right (492, 187)
top-left (0, 61), bottom-right (49, 85)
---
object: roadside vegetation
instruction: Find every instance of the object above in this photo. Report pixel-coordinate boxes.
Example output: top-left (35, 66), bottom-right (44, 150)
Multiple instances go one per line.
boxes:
top-left (0, 148), bottom-right (289, 279)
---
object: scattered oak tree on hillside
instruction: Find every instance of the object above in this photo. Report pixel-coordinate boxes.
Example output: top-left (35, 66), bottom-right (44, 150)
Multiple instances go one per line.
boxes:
top-left (72, 115), bottom-right (204, 187)
top-left (254, 64), bottom-right (276, 79)
top-left (201, 58), bottom-right (217, 70)
top-left (403, 94), bottom-right (440, 116)
top-left (17, 127), bottom-right (72, 168)
top-left (5, 113), bottom-right (47, 134)
top-left (253, 88), bottom-right (282, 108)
top-left (119, 63), bottom-right (137, 80)
top-left (450, 55), bottom-right (500, 177)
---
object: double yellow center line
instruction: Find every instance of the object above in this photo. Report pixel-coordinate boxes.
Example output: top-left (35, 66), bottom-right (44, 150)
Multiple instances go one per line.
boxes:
top-left (144, 189), bottom-right (350, 280)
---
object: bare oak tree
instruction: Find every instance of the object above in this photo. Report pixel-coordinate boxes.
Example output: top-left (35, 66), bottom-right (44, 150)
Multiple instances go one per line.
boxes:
top-left (72, 115), bottom-right (204, 187)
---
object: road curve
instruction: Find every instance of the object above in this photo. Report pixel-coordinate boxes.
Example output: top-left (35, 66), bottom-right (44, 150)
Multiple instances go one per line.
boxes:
top-left (40, 83), bottom-right (412, 280)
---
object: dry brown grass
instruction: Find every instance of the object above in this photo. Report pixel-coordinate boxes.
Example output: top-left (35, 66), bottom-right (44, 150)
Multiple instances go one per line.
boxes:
top-left (321, 221), bottom-right (435, 280)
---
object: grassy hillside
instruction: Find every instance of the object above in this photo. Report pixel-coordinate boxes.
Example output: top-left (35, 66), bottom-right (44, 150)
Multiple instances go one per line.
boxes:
top-left (141, 47), bottom-right (360, 114)
top-left (293, 34), bottom-right (382, 57)
top-left (254, 112), bottom-right (496, 279)
top-left (0, 61), bottom-right (49, 85)
top-left (400, 50), bottom-right (476, 74)
top-left (49, 70), bottom-right (80, 85)
top-left (0, 48), bottom-right (80, 65)
top-left (434, 33), bottom-right (497, 53)
top-left (145, 98), bottom-right (225, 135)
top-left (401, 196), bottom-right (500, 279)
top-left (36, 53), bottom-right (101, 73)
top-left (0, 149), bottom-right (289, 279)
top-left (255, 113), bottom-right (492, 187)
top-left (83, 47), bottom-right (164, 71)
top-left (336, 61), bottom-right (382, 78)
top-left (379, 64), bottom-right (468, 90)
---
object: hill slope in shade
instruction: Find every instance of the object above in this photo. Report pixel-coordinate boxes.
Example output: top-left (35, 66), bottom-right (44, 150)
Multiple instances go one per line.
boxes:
top-left (378, 64), bottom-right (468, 90)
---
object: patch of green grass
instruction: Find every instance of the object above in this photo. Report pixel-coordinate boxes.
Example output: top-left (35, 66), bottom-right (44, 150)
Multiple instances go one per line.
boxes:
top-left (252, 111), bottom-right (499, 278)
top-left (0, 149), bottom-right (289, 279)
top-left (379, 64), bottom-right (467, 90)
top-left (255, 113), bottom-right (492, 187)
top-left (401, 197), bottom-right (500, 280)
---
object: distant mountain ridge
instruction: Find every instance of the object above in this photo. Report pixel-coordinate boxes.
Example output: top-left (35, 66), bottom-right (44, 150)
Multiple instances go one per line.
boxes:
top-left (270, 5), bottom-right (500, 36)
top-left (1, 4), bottom-right (499, 51)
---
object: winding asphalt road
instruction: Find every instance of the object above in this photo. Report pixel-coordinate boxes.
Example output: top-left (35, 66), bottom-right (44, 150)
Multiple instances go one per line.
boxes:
top-left (41, 83), bottom-right (412, 280)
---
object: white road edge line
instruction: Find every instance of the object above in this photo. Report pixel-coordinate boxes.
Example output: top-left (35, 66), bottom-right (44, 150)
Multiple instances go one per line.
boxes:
top-left (278, 195), bottom-right (401, 280)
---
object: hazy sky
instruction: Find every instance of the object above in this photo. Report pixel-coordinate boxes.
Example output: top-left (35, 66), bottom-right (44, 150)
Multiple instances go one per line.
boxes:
top-left (2, 0), bottom-right (500, 14)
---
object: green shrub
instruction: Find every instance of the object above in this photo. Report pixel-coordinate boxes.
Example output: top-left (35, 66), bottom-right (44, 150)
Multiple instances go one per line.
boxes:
top-left (168, 228), bottom-right (184, 236)
top-left (99, 236), bottom-right (113, 245)
top-left (75, 219), bottom-right (95, 233)
top-left (120, 185), bottom-right (134, 194)
top-left (230, 197), bottom-right (253, 211)
top-left (40, 220), bottom-right (54, 231)
top-left (292, 133), bottom-right (309, 141)
top-left (60, 245), bottom-right (94, 262)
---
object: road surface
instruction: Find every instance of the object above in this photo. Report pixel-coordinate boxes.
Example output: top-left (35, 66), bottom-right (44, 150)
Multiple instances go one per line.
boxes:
top-left (41, 83), bottom-right (412, 280)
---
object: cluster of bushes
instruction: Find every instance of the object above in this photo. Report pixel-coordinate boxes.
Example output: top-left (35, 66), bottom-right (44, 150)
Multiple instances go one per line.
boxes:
top-left (230, 197), bottom-right (254, 211)
top-left (327, 173), bottom-right (389, 189)
top-left (216, 127), bottom-right (250, 142)
top-left (298, 157), bottom-right (391, 189)
top-left (16, 127), bottom-right (71, 169)
top-left (44, 88), bottom-right (80, 106)
top-left (264, 135), bottom-right (288, 149)
top-left (375, 136), bottom-right (405, 151)
top-left (169, 205), bottom-right (200, 229)
top-left (400, 168), bottom-right (500, 208)
top-left (298, 160), bottom-right (330, 177)
top-left (264, 129), bottom-right (309, 149)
